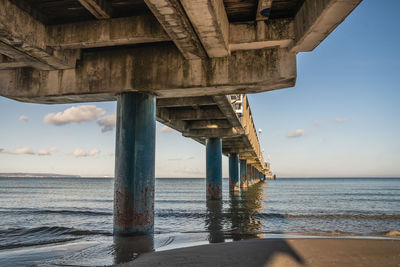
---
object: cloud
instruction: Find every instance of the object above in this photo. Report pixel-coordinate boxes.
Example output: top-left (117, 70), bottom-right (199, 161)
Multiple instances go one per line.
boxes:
top-left (12, 147), bottom-right (35, 155)
top-left (286, 129), bottom-right (305, 138)
top-left (334, 118), bottom-right (349, 123)
top-left (38, 146), bottom-right (57, 156)
top-left (108, 152), bottom-right (114, 157)
top-left (18, 115), bottom-right (30, 122)
top-left (97, 113), bottom-right (116, 132)
top-left (44, 105), bottom-right (105, 126)
top-left (313, 120), bottom-right (321, 126)
top-left (72, 148), bottom-right (101, 157)
top-left (160, 126), bottom-right (174, 133)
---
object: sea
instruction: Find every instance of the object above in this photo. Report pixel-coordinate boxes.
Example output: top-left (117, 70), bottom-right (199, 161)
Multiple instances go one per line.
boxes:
top-left (0, 177), bottom-right (399, 266)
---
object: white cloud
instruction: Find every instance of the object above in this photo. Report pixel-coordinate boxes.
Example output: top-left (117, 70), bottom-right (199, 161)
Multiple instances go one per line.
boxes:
top-left (97, 113), bottom-right (116, 133)
top-left (38, 146), bottom-right (57, 156)
top-left (44, 105), bottom-right (105, 126)
top-left (334, 118), bottom-right (349, 123)
top-left (286, 129), bottom-right (305, 138)
top-left (18, 115), bottom-right (30, 122)
top-left (72, 147), bottom-right (101, 157)
top-left (161, 126), bottom-right (174, 133)
top-left (88, 149), bottom-right (101, 156)
top-left (12, 147), bottom-right (35, 155)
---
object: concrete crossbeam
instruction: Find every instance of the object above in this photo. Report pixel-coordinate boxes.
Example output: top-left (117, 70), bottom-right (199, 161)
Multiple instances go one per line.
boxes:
top-left (183, 128), bottom-right (242, 138)
top-left (291, 0), bottom-right (362, 53)
top-left (212, 96), bottom-right (242, 129)
top-left (230, 19), bottom-right (294, 51)
top-left (180, 0), bottom-right (229, 57)
top-left (0, 61), bottom-right (30, 69)
top-left (144, 0), bottom-right (207, 59)
top-left (256, 0), bottom-right (273, 21)
top-left (0, 0), bottom-right (78, 70)
top-left (168, 108), bottom-right (225, 121)
top-left (0, 45), bottom-right (296, 103)
top-left (188, 120), bottom-right (231, 129)
top-left (157, 96), bottom-right (215, 108)
top-left (47, 16), bottom-right (170, 49)
top-left (77, 0), bottom-right (110, 20)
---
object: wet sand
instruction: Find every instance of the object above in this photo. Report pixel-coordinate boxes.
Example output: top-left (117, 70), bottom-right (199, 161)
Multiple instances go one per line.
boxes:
top-left (117, 238), bottom-right (400, 267)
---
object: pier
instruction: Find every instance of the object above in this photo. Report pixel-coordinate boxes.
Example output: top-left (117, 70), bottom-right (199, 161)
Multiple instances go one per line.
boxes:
top-left (0, 0), bottom-right (361, 235)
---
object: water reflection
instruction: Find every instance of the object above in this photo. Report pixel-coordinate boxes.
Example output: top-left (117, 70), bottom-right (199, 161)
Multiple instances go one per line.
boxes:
top-left (205, 182), bottom-right (265, 243)
top-left (113, 234), bottom-right (154, 264)
top-left (206, 200), bottom-right (225, 243)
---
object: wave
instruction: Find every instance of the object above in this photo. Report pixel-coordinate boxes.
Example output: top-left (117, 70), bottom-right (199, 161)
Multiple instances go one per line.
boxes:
top-left (0, 208), bottom-right (112, 216)
top-left (257, 213), bottom-right (400, 220)
top-left (0, 226), bottom-right (112, 239)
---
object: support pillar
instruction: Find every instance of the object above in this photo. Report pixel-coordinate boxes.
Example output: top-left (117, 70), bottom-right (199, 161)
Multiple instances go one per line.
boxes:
top-left (114, 92), bottom-right (156, 235)
top-left (246, 164), bottom-right (250, 187)
top-left (229, 153), bottom-right (239, 191)
top-left (240, 159), bottom-right (247, 189)
top-left (206, 138), bottom-right (222, 200)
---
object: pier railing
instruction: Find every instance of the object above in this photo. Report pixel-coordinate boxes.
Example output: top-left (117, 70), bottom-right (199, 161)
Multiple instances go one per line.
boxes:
top-left (229, 94), bottom-right (265, 170)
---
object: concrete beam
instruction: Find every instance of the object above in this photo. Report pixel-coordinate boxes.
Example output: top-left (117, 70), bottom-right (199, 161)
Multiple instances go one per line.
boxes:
top-left (183, 128), bottom-right (243, 138)
top-left (229, 19), bottom-right (294, 52)
top-left (212, 95), bottom-right (242, 129)
top-left (144, 0), bottom-right (207, 59)
top-left (0, 61), bottom-right (30, 69)
top-left (0, 45), bottom-right (296, 103)
top-left (180, 0), bottom-right (229, 57)
top-left (188, 120), bottom-right (231, 129)
top-left (47, 16), bottom-right (170, 49)
top-left (223, 148), bottom-right (253, 154)
top-left (168, 108), bottom-right (225, 121)
top-left (77, 0), bottom-right (110, 20)
top-left (291, 0), bottom-right (362, 53)
top-left (0, 0), bottom-right (78, 70)
top-left (157, 96), bottom-right (215, 108)
top-left (256, 0), bottom-right (273, 21)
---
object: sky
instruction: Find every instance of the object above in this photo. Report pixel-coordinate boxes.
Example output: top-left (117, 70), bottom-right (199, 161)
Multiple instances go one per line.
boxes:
top-left (0, 0), bottom-right (399, 178)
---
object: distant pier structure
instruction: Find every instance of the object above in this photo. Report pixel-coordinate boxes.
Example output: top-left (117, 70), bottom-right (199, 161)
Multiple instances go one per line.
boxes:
top-left (0, 0), bottom-right (361, 235)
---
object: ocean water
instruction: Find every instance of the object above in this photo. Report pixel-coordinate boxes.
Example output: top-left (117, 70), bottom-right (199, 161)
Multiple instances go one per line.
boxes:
top-left (0, 177), bottom-right (399, 266)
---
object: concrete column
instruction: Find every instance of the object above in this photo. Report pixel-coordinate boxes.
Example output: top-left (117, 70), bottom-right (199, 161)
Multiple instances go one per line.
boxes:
top-left (229, 153), bottom-right (239, 191)
top-left (246, 164), bottom-right (251, 186)
top-left (114, 92), bottom-right (156, 235)
top-left (240, 159), bottom-right (247, 189)
top-left (206, 138), bottom-right (222, 200)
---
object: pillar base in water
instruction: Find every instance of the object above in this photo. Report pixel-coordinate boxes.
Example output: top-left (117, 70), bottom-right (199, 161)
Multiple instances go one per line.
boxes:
top-left (114, 92), bottom-right (156, 235)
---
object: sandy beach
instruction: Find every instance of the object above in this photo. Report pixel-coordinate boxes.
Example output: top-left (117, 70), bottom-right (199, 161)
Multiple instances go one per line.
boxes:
top-left (117, 238), bottom-right (400, 267)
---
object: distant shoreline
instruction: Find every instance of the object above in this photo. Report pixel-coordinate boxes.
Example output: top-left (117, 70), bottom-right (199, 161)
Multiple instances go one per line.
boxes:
top-left (0, 175), bottom-right (399, 179)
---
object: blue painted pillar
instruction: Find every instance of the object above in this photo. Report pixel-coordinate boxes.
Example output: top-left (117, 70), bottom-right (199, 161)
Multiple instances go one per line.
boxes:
top-left (229, 153), bottom-right (239, 191)
top-left (246, 164), bottom-right (251, 186)
top-left (206, 138), bottom-right (222, 200)
top-left (114, 92), bottom-right (156, 235)
top-left (240, 159), bottom-right (247, 189)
